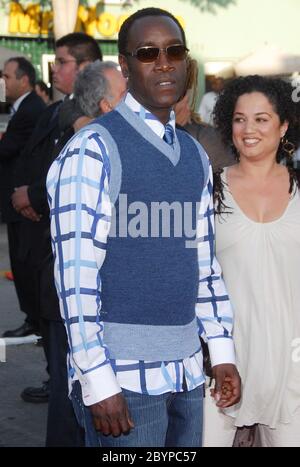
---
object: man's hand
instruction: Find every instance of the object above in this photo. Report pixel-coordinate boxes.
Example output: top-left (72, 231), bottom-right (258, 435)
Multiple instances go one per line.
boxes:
top-left (12, 186), bottom-right (41, 221)
top-left (211, 363), bottom-right (241, 408)
top-left (20, 206), bottom-right (41, 222)
top-left (11, 185), bottom-right (30, 212)
top-left (90, 392), bottom-right (134, 437)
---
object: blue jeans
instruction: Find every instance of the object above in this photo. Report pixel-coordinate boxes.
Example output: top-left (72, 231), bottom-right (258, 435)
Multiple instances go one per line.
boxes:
top-left (71, 380), bottom-right (101, 447)
top-left (71, 382), bottom-right (203, 447)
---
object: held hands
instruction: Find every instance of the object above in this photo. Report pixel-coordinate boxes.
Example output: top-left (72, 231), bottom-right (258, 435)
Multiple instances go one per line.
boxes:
top-left (20, 206), bottom-right (41, 222)
top-left (211, 363), bottom-right (241, 408)
top-left (90, 392), bottom-right (134, 437)
top-left (11, 185), bottom-right (30, 212)
top-left (11, 186), bottom-right (41, 222)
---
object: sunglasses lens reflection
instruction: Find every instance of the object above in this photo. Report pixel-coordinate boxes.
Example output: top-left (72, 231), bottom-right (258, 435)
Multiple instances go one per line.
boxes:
top-left (136, 45), bottom-right (187, 63)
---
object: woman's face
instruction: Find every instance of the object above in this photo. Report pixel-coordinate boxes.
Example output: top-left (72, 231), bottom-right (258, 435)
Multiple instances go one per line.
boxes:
top-left (232, 91), bottom-right (288, 162)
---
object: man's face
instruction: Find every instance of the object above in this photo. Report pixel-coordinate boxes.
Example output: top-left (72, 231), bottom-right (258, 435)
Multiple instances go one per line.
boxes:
top-left (52, 46), bottom-right (80, 95)
top-left (104, 67), bottom-right (127, 109)
top-left (211, 78), bottom-right (224, 93)
top-left (119, 16), bottom-right (187, 123)
top-left (3, 61), bottom-right (24, 102)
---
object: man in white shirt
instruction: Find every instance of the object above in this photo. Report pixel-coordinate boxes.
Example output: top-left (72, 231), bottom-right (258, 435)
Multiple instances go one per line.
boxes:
top-left (198, 76), bottom-right (224, 126)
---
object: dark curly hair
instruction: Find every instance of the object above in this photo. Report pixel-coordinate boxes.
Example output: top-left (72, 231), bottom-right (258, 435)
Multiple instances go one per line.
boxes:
top-left (213, 75), bottom-right (300, 213)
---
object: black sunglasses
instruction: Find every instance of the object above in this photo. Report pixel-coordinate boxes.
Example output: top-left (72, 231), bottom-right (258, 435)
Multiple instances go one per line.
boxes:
top-left (124, 44), bottom-right (189, 63)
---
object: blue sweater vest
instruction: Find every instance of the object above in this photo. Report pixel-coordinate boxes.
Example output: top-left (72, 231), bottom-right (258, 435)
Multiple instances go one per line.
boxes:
top-left (88, 102), bottom-right (209, 361)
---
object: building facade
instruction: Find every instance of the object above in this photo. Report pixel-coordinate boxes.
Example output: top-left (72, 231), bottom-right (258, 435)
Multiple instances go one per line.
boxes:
top-left (1, 0), bottom-right (300, 95)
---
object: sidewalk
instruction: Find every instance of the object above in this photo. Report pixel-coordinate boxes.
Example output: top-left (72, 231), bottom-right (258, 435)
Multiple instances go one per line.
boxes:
top-left (0, 222), bottom-right (47, 447)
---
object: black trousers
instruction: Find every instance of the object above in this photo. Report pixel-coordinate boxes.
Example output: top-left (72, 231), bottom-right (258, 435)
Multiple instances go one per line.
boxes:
top-left (6, 221), bottom-right (39, 328)
top-left (38, 253), bottom-right (84, 446)
top-left (44, 320), bottom-right (85, 447)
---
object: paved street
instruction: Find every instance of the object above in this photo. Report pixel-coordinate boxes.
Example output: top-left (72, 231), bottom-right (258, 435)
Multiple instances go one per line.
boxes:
top-left (0, 222), bottom-right (47, 447)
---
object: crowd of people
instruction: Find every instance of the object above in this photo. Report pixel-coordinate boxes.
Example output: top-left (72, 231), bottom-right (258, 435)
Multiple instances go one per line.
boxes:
top-left (1, 6), bottom-right (300, 448)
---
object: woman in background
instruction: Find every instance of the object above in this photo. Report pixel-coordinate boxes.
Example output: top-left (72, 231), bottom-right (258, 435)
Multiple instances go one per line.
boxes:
top-left (174, 58), bottom-right (235, 172)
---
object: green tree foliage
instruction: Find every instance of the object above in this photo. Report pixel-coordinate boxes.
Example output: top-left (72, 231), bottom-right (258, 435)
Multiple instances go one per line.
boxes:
top-left (131, 0), bottom-right (235, 12)
top-left (182, 0), bottom-right (235, 12)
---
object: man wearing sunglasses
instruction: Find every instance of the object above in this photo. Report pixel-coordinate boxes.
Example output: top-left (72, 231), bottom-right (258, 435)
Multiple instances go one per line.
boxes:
top-left (48, 7), bottom-right (240, 447)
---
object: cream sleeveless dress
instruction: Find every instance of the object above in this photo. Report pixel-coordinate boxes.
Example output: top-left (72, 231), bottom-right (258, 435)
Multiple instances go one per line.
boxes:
top-left (216, 168), bottom-right (300, 428)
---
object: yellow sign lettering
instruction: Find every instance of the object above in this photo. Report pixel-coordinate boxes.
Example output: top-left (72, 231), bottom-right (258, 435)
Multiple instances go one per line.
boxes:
top-left (7, 2), bottom-right (185, 38)
top-left (27, 5), bottom-right (40, 35)
top-left (76, 5), bottom-right (97, 36)
top-left (176, 16), bottom-right (185, 30)
top-left (118, 14), bottom-right (130, 32)
top-left (97, 12), bottom-right (117, 37)
top-left (40, 11), bottom-right (53, 36)
top-left (8, 2), bottom-right (41, 34)
top-left (9, 2), bottom-right (24, 34)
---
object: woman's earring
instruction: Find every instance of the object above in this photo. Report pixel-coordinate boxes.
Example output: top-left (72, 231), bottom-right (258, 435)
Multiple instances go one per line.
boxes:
top-left (281, 136), bottom-right (296, 159)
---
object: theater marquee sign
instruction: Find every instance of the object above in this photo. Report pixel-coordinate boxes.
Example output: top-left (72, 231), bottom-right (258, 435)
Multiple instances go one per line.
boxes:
top-left (1, 1), bottom-right (133, 39)
top-left (0, 1), bottom-right (184, 39)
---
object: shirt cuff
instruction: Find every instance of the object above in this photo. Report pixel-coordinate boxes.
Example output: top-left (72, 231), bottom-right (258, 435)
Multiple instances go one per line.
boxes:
top-left (208, 337), bottom-right (236, 368)
top-left (79, 363), bottom-right (122, 406)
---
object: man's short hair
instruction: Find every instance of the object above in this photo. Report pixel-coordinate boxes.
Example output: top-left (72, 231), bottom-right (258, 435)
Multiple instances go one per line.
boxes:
top-left (118, 7), bottom-right (186, 56)
top-left (74, 60), bottom-right (119, 118)
top-left (56, 32), bottom-right (103, 64)
top-left (5, 57), bottom-right (36, 87)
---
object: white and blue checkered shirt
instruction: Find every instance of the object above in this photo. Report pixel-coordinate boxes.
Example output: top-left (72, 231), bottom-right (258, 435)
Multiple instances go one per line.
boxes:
top-left (47, 93), bottom-right (235, 406)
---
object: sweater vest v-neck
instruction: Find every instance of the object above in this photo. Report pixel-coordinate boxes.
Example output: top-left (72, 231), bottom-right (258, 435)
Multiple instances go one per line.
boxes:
top-left (87, 103), bottom-right (209, 361)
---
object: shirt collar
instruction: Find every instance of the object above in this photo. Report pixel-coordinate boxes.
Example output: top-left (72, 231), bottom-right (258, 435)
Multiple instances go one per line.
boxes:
top-left (11, 91), bottom-right (31, 113)
top-left (124, 92), bottom-right (176, 140)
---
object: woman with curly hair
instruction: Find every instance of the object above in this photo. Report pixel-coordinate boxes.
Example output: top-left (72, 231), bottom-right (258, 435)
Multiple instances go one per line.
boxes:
top-left (203, 75), bottom-right (300, 447)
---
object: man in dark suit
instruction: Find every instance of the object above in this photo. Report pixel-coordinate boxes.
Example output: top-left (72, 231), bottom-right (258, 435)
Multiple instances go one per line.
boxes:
top-left (3, 35), bottom-right (102, 341)
top-left (10, 33), bottom-right (103, 447)
top-left (0, 57), bottom-right (46, 337)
